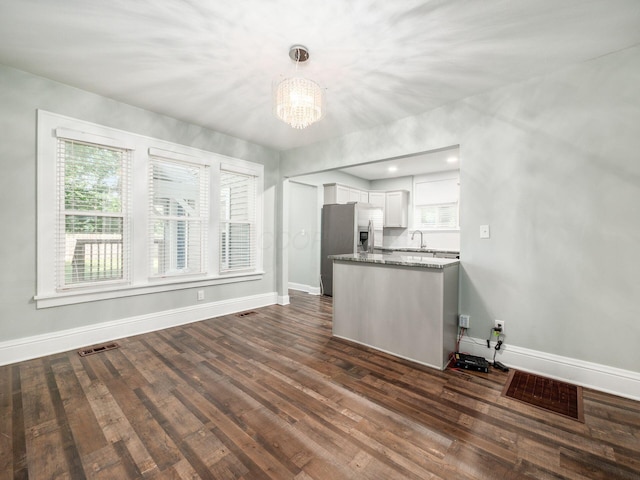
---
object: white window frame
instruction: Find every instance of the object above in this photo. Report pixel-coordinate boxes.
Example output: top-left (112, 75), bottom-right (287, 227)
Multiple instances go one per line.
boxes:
top-left (219, 164), bottom-right (262, 274)
top-left (54, 130), bottom-right (133, 291)
top-left (36, 111), bottom-right (264, 308)
top-left (148, 152), bottom-right (210, 279)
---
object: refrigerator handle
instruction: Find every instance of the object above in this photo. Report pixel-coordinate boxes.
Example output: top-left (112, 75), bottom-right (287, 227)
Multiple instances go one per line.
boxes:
top-left (368, 219), bottom-right (374, 253)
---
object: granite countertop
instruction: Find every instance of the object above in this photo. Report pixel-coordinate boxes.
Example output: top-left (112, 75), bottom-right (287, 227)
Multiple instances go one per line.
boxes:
top-left (375, 246), bottom-right (460, 255)
top-left (329, 253), bottom-right (460, 269)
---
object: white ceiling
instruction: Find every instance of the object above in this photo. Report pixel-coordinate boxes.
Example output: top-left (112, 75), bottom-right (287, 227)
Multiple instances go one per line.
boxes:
top-left (1, 0), bottom-right (639, 152)
top-left (339, 146), bottom-right (460, 181)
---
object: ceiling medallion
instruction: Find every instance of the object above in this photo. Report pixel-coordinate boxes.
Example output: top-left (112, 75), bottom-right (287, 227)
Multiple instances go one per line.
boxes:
top-left (274, 45), bottom-right (324, 129)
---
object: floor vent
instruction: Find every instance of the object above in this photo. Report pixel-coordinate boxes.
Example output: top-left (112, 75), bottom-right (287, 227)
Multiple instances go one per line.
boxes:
top-left (502, 369), bottom-right (584, 422)
top-left (236, 311), bottom-right (257, 317)
top-left (78, 342), bottom-right (119, 357)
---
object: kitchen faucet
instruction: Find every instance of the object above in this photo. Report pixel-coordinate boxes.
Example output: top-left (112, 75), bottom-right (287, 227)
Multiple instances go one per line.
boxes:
top-left (411, 230), bottom-right (426, 249)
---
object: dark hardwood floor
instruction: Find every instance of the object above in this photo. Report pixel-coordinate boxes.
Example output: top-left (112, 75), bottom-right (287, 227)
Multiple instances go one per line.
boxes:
top-left (2, 290), bottom-right (639, 479)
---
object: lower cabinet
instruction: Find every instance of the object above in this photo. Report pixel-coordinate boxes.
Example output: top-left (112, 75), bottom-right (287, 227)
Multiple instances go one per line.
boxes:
top-left (332, 259), bottom-right (460, 370)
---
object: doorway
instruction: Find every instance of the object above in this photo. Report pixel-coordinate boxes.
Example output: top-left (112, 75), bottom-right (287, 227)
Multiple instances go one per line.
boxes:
top-left (287, 181), bottom-right (320, 295)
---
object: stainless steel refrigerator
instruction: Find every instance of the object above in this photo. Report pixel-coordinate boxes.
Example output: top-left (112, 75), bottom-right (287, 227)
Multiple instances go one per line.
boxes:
top-left (321, 202), bottom-right (383, 296)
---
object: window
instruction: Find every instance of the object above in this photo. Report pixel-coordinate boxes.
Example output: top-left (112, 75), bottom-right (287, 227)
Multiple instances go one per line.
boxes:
top-left (413, 174), bottom-right (459, 230)
top-left (37, 111), bottom-right (264, 308)
top-left (220, 168), bottom-right (257, 272)
top-left (416, 203), bottom-right (458, 229)
top-left (56, 137), bottom-right (131, 290)
top-left (149, 157), bottom-right (209, 277)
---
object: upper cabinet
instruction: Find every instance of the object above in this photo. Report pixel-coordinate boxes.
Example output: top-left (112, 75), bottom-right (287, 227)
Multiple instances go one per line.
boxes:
top-left (334, 184), bottom-right (351, 204)
top-left (384, 190), bottom-right (409, 228)
top-left (324, 184), bottom-right (409, 228)
top-left (368, 191), bottom-right (385, 209)
top-left (324, 183), bottom-right (368, 205)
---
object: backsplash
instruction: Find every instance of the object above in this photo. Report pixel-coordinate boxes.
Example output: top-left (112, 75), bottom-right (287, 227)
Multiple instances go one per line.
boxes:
top-left (382, 228), bottom-right (460, 251)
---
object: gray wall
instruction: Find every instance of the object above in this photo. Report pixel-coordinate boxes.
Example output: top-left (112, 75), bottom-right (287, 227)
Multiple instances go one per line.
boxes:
top-left (281, 45), bottom-right (640, 372)
top-left (371, 174), bottom-right (461, 251)
top-left (286, 171), bottom-right (369, 291)
top-left (0, 65), bottom-right (279, 342)
top-left (287, 181), bottom-right (320, 289)
top-left (291, 170), bottom-right (372, 197)
top-left (369, 176), bottom-right (413, 192)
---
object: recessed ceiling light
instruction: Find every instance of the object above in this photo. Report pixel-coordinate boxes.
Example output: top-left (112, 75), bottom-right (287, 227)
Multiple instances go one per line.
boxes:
top-left (388, 166), bottom-right (398, 172)
top-left (447, 156), bottom-right (458, 164)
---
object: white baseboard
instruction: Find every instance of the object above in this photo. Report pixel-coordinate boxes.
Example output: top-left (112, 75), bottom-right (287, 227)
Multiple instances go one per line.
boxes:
top-left (459, 336), bottom-right (640, 401)
top-left (277, 294), bottom-right (290, 305)
top-left (288, 282), bottom-right (321, 295)
top-left (6, 303), bottom-right (637, 401)
top-left (0, 292), bottom-right (277, 366)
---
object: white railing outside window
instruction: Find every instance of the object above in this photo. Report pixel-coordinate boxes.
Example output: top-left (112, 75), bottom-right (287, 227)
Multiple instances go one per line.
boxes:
top-left (56, 137), bottom-right (131, 289)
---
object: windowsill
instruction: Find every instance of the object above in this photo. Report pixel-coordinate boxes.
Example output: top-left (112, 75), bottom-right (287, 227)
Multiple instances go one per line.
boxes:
top-left (34, 271), bottom-right (265, 309)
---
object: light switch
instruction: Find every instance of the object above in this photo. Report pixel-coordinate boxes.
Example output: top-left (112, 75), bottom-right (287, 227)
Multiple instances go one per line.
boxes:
top-left (480, 225), bottom-right (490, 239)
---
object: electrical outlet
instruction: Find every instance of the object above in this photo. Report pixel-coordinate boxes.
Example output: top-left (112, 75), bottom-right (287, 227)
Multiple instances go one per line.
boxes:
top-left (494, 319), bottom-right (505, 333)
top-left (197, 290), bottom-right (205, 301)
top-left (459, 314), bottom-right (470, 328)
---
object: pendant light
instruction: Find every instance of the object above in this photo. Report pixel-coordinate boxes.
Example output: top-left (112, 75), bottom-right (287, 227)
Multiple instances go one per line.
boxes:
top-left (274, 45), bottom-right (324, 129)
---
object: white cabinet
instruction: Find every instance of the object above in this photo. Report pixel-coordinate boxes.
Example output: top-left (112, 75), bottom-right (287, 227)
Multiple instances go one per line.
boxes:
top-left (368, 191), bottom-right (386, 226)
top-left (324, 183), bottom-right (350, 204)
top-left (336, 185), bottom-right (351, 204)
top-left (324, 183), bottom-right (369, 205)
top-left (385, 190), bottom-right (409, 228)
top-left (325, 186), bottom-right (409, 228)
top-left (368, 191), bottom-right (385, 209)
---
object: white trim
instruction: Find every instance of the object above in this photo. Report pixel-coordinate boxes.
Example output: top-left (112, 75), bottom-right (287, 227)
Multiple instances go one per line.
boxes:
top-left (37, 110), bottom-right (266, 307)
top-left (277, 295), bottom-right (290, 306)
top-left (221, 161), bottom-right (262, 177)
top-left (459, 336), bottom-right (640, 401)
top-left (34, 272), bottom-right (264, 308)
top-left (218, 166), bottom-right (263, 275)
top-left (0, 292), bottom-right (277, 366)
top-left (288, 282), bottom-right (321, 295)
top-left (55, 127), bottom-right (136, 150)
top-left (148, 147), bottom-right (206, 165)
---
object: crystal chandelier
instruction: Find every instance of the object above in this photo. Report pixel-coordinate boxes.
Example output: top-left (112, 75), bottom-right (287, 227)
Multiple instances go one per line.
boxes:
top-left (274, 45), bottom-right (324, 129)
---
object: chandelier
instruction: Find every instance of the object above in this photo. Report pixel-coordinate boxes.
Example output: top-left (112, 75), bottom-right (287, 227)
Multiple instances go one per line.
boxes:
top-left (274, 45), bottom-right (324, 129)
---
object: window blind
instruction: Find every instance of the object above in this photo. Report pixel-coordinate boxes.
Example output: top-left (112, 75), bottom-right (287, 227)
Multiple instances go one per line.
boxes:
top-left (38, 111), bottom-right (266, 307)
top-left (414, 177), bottom-right (459, 230)
top-left (149, 157), bottom-right (209, 277)
top-left (56, 138), bottom-right (131, 289)
top-left (220, 169), bottom-right (257, 273)
top-left (415, 203), bottom-right (459, 229)
top-left (415, 178), bottom-right (459, 205)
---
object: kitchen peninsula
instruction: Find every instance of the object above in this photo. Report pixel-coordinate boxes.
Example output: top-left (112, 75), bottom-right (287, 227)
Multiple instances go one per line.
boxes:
top-left (330, 253), bottom-right (459, 370)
